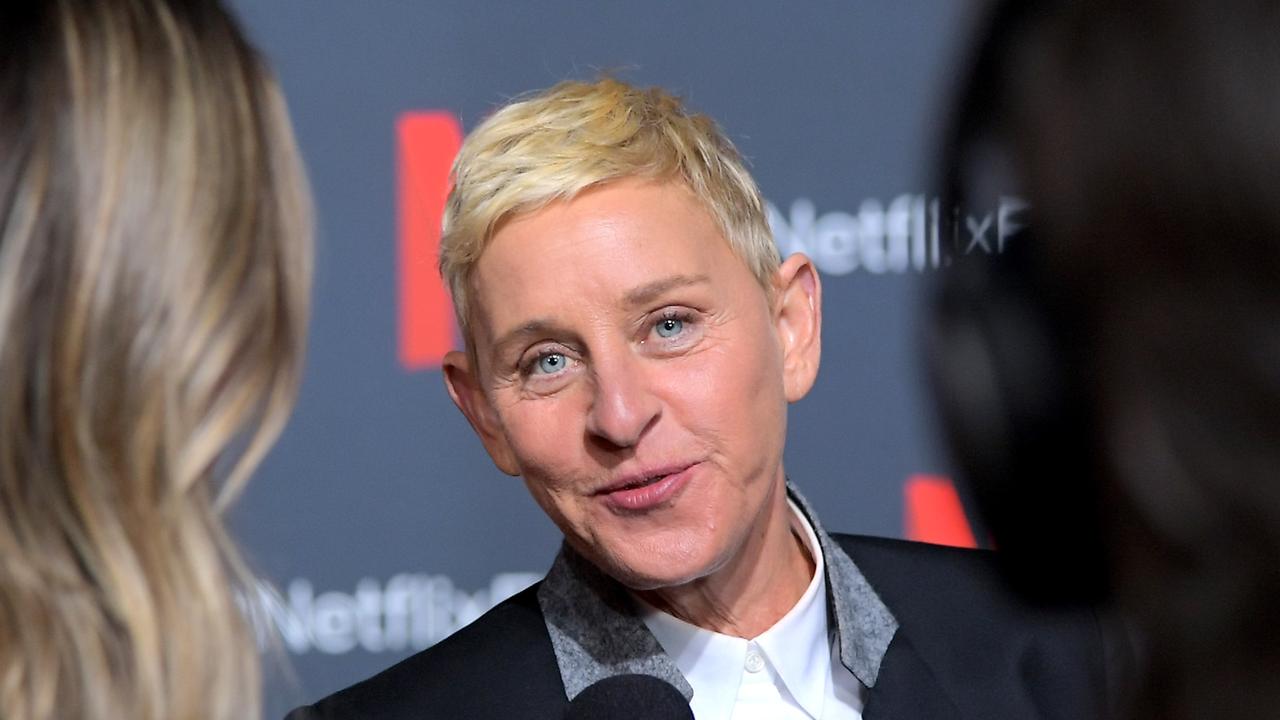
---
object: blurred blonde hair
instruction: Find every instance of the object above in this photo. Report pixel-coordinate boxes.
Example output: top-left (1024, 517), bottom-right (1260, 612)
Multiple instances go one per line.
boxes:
top-left (0, 1), bottom-right (311, 719)
top-left (439, 77), bottom-right (778, 338)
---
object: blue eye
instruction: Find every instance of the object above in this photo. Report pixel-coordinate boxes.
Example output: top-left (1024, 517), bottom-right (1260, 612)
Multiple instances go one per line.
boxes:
top-left (536, 353), bottom-right (567, 374)
top-left (655, 317), bottom-right (684, 338)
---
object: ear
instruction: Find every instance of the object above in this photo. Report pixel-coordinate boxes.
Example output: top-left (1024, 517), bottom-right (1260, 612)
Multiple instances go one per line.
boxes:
top-left (442, 350), bottom-right (521, 475)
top-left (772, 253), bottom-right (822, 402)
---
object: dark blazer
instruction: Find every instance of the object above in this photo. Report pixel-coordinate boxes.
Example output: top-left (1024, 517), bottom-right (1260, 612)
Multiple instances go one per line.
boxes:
top-left (287, 535), bottom-right (1112, 719)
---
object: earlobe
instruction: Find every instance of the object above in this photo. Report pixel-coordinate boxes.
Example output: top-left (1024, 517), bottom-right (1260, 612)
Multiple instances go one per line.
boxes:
top-left (773, 253), bottom-right (823, 402)
top-left (442, 350), bottom-right (521, 475)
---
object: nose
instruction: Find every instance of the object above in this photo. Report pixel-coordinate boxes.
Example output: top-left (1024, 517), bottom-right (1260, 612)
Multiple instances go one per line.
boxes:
top-left (585, 351), bottom-right (660, 449)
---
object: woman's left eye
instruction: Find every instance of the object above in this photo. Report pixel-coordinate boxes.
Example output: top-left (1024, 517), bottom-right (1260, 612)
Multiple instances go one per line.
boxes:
top-left (655, 317), bottom-right (684, 338)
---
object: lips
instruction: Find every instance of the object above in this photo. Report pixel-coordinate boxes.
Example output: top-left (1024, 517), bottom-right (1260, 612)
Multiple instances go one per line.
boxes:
top-left (594, 463), bottom-right (697, 512)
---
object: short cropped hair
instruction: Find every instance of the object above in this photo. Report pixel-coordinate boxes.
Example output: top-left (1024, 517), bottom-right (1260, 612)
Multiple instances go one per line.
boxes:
top-left (439, 77), bottom-right (778, 339)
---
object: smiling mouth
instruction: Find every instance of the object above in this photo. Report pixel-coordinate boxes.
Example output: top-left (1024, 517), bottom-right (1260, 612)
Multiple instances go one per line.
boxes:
top-left (593, 464), bottom-right (696, 512)
top-left (614, 474), bottom-right (668, 492)
top-left (594, 474), bottom-right (667, 496)
top-left (595, 465), bottom-right (692, 496)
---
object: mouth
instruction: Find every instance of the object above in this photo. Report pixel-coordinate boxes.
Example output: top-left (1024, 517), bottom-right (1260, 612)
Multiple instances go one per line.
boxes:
top-left (593, 463), bottom-right (697, 512)
top-left (594, 464), bottom-right (691, 495)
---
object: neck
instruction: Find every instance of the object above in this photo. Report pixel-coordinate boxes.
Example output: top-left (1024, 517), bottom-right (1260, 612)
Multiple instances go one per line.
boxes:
top-left (637, 478), bottom-right (815, 638)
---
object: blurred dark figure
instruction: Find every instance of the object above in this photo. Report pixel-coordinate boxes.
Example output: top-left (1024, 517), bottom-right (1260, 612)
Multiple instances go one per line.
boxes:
top-left (931, 1), bottom-right (1280, 718)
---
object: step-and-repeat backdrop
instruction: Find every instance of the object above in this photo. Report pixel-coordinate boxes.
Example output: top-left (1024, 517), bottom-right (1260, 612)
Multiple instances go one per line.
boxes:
top-left (225, 2), bottom-right (1003, 714)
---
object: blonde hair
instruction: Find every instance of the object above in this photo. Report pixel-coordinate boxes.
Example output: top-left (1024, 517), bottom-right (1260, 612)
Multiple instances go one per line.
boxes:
top-left (439, 77), bottom-right (778, 337)
top-left (0, 1), bottom-right (311, 719)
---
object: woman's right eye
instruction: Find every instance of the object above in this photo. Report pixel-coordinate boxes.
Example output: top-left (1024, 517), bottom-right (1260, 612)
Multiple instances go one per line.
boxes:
top-left (534, 352), bottom-right (568, 375)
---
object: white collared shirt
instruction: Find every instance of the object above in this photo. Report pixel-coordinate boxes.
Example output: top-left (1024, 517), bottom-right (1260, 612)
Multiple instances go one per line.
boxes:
top-left (638, 501), bottom-right (865, 720)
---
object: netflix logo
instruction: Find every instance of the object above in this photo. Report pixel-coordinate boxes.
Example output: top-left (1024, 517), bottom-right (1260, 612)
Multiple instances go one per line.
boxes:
top-left (397, 111), bottom-right (462, 371)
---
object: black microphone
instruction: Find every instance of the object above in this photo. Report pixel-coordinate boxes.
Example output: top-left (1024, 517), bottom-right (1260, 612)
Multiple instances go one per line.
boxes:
top-left (564, 674), bottom-right (694, 719)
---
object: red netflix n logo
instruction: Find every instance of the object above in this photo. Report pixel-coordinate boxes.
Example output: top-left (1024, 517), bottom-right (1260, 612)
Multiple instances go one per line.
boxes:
top-left (398, 112), bottom-right (463, 371)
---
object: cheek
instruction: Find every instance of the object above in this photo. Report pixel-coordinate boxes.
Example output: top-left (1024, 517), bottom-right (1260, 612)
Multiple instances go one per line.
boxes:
top-left (500, 396), bottom-right (589, 485)
top-left (698, 329), bottom-right (785, 407)
top-left (521, 474), bottom-right (572, 526)
top-left (663, 336), bottom-right (787, 453)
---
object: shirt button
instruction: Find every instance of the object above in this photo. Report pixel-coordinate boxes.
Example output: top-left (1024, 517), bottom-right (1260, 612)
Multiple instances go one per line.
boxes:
top-left (744, 650), bottom-right (765, 673)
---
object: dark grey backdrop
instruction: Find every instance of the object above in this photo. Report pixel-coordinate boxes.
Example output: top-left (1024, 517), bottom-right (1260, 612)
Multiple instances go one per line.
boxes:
top-left (224, 2), bottom-right (983, 715)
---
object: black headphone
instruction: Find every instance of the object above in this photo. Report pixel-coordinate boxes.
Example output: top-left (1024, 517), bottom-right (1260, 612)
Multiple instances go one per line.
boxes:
top-left (927, 0), bottom-right (1109, 606)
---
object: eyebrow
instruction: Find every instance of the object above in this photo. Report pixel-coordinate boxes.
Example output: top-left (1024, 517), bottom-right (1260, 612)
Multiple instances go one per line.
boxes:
top-left (491, 319), bottom-right (570, 359)
top-left (622, 274), bottom-right (711, 307)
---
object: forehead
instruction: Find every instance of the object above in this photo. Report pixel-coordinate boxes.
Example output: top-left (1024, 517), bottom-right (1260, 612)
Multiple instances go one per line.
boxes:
top-left (467, 178), bottom-right (758, 345)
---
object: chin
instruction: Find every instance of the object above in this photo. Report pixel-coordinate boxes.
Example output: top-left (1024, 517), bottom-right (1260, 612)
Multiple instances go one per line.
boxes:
top-left (593, 534), bottom-right (727, 592)
top-left (609, 566), bottom-right (697, 592)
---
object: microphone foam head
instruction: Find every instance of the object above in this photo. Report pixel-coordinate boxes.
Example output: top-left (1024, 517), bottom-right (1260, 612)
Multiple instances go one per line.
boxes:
top-left (564, 674), bottom-right (694, 720)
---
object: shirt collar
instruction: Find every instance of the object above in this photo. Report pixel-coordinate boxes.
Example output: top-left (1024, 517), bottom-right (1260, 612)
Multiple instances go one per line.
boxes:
top-left (756, 499), bottom-right (833, 717)
top-left (536, 481), bottom-right (898, 703)
top-left (634, 608), bottom-right (742, 718)
top-left (636, 499), bottom-right (832, 719)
